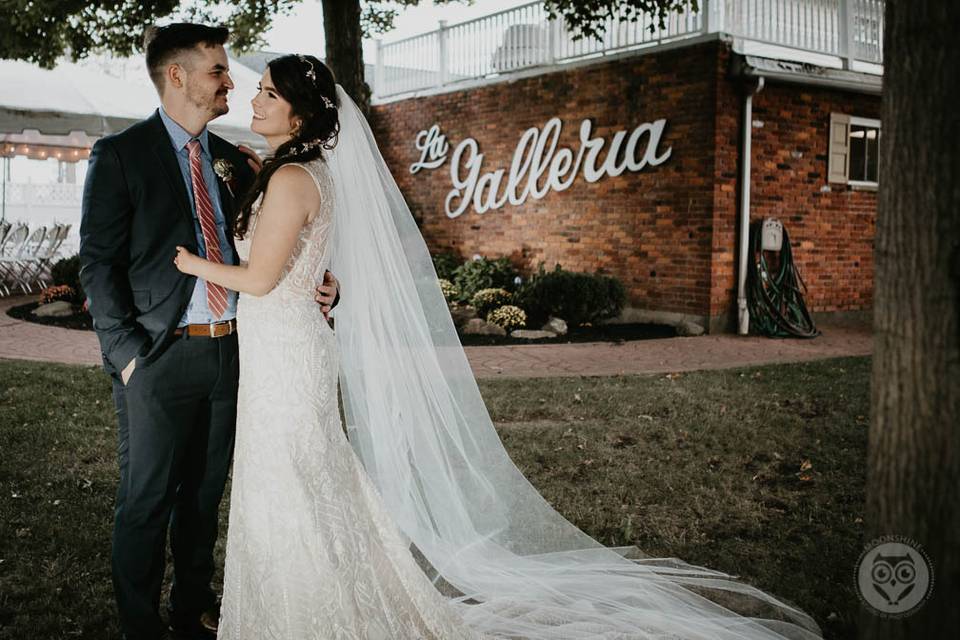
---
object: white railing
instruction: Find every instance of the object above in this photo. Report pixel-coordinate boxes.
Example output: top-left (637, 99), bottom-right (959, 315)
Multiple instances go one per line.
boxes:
top-left (5, 183), bottom-right (84, 207)
top-left (720, 0), bottom-right (883, 63)
top-left (374, 0), bottom-right (883, 98)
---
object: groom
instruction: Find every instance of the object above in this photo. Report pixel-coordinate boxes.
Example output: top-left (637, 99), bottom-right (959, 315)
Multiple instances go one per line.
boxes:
top-left (79, 23), bottom-right (338, 640)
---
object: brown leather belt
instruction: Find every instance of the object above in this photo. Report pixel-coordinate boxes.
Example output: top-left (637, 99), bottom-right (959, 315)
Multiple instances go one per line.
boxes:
top-left (174, 319), bottom-right (237, 338)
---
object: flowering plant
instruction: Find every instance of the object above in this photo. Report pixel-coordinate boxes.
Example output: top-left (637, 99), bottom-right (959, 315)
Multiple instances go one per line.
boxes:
top-left (39, 284), bottom-right (75, 305)
top-left (471, 287), bottom-right (512, 317)
top-left (438, 278), bottom-right (459, 301)
top-left (487, 305), bottom-right (527, 331)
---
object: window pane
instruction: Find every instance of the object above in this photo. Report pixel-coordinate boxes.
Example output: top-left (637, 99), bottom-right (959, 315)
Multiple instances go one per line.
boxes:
top-left (866, 128), bottom-right (880, 182)
top-left (849, 125), bottom-right (868, 181)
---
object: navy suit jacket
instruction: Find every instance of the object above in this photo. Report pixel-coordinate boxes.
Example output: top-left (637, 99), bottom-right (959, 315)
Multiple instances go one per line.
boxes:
top-left (79, 110), bottom-right (255, 376)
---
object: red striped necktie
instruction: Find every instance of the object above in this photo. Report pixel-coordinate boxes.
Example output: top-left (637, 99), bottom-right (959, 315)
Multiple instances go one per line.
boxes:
top-left (187, 139), bottom-right (228, 319)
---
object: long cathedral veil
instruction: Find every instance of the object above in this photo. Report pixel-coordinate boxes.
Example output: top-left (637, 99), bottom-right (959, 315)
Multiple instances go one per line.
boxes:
top-left (327, 84), bottom-right (822, 640)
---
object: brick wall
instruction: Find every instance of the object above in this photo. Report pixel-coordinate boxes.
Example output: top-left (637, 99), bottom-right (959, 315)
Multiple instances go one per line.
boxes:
top-left (370, 39), bottom-right (879, 330)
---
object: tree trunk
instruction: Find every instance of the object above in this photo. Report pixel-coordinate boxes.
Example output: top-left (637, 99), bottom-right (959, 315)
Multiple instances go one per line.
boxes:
top-left (863, 1), bottom-right (960, 638)
top-left (321, 0), bottom-right (371, 113)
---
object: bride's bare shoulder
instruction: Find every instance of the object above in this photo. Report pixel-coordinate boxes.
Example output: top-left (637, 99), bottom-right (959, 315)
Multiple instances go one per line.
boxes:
top-left (263, 163), bottom-right (322, 207)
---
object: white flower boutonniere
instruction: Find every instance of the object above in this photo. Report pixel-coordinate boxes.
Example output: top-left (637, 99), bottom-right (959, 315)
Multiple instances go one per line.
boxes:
top-left (213, 158), bottom-right (237, 198)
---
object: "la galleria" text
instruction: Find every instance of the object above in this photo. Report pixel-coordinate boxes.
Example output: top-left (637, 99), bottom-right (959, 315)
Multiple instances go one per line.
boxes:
top-left (409, 117), bottom-right (673, 218)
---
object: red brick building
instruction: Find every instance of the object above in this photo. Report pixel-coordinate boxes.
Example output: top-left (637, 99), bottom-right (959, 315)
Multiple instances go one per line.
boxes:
top-left (369, 3), bottom-right (883, 333)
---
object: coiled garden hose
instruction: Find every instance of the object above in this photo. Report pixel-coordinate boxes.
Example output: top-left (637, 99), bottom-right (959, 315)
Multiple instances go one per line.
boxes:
top-left (746, 221), bottom-right (820, 338)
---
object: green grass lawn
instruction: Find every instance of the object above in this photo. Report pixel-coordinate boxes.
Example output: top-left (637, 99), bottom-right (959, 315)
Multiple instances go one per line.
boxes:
top-left (0, 356), bottom-right (869, 640)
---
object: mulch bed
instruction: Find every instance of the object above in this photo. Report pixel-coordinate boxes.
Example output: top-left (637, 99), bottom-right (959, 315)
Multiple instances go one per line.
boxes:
top-left (6, 301), bottom-right (94, 331)
top-left (457, 322), bottom-right (677, 346)
top-left (7, 301), bottom-right (678, 344)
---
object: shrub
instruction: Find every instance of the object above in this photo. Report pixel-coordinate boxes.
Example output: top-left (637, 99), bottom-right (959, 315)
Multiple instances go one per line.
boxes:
top-left (438, 278), bottom-right (460, 302)
top-left (431, 251), bottom-right (462, 281)
top-left (39, 284), bottom-right (75, 305)
top-left (50, 255), bottom-right (85, 304)
top-left (453, 256), bottom-right (519, 303)
top-left (515, 264), bottom-right (626, 327)
top-left (487, 305), bottom-right (527, 331)
top-left (471, 287), bottom-right (512, 317)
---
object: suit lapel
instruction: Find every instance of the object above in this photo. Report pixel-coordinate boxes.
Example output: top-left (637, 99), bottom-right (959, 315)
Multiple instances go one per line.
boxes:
top-left (208, 135), bottom-right (241, 261)
top-left (149, 112), bottom-right (194, 229)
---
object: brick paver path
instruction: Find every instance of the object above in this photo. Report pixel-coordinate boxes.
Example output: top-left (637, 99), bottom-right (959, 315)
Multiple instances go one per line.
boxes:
top-left (1, 296), bottom-right (871, 378)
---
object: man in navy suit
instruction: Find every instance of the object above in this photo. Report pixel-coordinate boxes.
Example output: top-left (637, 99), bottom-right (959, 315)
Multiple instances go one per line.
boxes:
top-left (79, 23), bottom-right (338, 640)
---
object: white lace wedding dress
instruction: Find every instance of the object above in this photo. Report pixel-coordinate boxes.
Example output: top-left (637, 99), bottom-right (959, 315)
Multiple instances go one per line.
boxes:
top-left (218, 159), bottom-right (485, 640)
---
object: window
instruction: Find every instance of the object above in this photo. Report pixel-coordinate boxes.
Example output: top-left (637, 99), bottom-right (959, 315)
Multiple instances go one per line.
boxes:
top-left (828, 113), bottom-right (881, 186)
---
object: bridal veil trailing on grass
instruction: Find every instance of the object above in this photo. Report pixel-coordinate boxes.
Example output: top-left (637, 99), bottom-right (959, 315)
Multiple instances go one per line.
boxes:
top-left (327, 84), bottom-right (822, 640)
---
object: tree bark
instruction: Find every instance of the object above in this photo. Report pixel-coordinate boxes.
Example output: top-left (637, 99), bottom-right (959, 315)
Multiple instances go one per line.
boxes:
top-left (863, 1), bottom-right (960, 638)
top-left (321, 0), bottom-right (371, 113)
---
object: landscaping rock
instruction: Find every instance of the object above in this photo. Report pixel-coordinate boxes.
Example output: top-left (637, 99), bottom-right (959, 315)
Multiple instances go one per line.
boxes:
top-left (541, 317), bottom-right (568, 336)
top-left (510, 329), bottom-right (556, 340)
top-left (32, 301), bottom-right (74, 318)
top-left (676, 320), bottom-right (705, 336)
top-left (449, 304), bottom-right (478, 327)
top-left (462, 318), bottom-right (506, 336)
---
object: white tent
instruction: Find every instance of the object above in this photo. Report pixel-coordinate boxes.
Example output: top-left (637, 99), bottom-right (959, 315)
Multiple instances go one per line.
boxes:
top-left (0, 54), bottom-right (268, 249)
top-left (0, 56), bottom-right (266, 149)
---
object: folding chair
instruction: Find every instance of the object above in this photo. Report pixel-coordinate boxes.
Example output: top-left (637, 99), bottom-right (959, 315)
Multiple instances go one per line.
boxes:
top-left (0, 223), bottom-right (29, 296)
top-left (11, 225), bottom-right (46, 294)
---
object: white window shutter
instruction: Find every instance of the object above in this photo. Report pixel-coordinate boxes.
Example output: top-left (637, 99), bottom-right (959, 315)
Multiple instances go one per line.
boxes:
top-left (828, 113), bottom-right (851, 184)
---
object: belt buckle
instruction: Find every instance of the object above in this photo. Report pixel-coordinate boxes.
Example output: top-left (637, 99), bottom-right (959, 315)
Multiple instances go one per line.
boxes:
top-left (208, 320), bottom-right (233, 338)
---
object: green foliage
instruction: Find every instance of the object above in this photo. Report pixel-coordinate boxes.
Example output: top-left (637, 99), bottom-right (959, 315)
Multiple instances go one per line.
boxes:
top-left (471, 287), bottom-right (513, 318)
top-left (543, 0), bottom-right (699, 41)
top-left (0, 0), bottom-right (470, 68)
top-left (431, 251), bottom-right (462, 281)
top-left (50, 255), bottom-right (85, 304)
top-left (453, 256), bottom-right (519, 303)
top-left (515, 263), bottom-right (626, 327)
top-left (486, 304), bottom-right (527, 331)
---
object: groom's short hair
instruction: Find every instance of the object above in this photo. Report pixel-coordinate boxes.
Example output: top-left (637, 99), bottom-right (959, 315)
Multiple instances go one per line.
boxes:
top-left (144, 23), bottom-right (230, 93)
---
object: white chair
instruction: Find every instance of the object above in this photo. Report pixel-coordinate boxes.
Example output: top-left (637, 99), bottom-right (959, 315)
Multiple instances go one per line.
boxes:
top-left (10, 225), bottom-right (46, 294)
top-left (31, 222), bottom-right (71, 289)
top-left (0, 223), bottom-right (29, 296)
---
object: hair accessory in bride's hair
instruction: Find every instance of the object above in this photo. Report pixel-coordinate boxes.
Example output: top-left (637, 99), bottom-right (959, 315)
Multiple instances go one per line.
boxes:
top-left (296, 54), bottom-right (336, 110)
top-left (297, 139), bottom-right (322, 154)
top-left (297, 54), bottom-right (317, 83)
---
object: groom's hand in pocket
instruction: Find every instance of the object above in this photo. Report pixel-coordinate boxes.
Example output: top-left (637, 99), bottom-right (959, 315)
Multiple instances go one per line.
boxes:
top-left (121, 357), bottom-right (136, 385)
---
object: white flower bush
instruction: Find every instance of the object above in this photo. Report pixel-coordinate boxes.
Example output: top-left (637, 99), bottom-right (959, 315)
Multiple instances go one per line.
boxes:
top-left (487, 305), bottom-right (527, 331)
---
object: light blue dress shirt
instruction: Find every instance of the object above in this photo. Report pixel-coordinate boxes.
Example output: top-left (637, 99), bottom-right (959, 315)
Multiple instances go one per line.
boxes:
top-left (158, 106), bottom-right (238, 326)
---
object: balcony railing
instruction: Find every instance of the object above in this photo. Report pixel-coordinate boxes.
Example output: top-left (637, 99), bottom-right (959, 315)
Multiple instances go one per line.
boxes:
top-left (374, 0), bottom-right (884, 99)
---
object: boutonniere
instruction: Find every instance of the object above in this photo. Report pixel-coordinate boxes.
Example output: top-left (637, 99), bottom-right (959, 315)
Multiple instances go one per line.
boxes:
top-left (213, 158), bottom-right (237, 198)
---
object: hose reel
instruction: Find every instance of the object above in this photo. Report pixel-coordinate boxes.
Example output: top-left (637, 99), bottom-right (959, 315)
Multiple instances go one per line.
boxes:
top-left (746, 218), bottom-right (819, 338)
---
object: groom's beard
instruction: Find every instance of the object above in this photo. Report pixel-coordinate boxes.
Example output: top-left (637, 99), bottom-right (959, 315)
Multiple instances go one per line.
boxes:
top-left (188, 86), bottom-right (230, 121)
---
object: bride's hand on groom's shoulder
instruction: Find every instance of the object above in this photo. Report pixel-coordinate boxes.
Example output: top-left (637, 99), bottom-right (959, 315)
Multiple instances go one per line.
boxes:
top-left (174, 246), bottom-right (201, 276)
top-left (237, 145), bottom-right (263, 174)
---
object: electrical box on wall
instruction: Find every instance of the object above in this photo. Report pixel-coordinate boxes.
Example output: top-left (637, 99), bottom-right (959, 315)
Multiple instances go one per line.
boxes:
top-left (761, 218), bottom-right (783, 251)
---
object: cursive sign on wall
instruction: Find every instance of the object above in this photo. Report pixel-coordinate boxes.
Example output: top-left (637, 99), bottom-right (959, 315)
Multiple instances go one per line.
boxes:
top-left (410, 117), bottom-right (672, 218)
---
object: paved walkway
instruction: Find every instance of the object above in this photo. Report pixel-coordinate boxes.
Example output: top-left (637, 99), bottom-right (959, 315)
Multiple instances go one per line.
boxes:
top-left (0, 296), bottom-right (872, 378)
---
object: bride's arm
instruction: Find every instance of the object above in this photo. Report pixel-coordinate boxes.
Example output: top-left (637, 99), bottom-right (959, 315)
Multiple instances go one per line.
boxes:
top-left (174, 165), bottom-right (321, 296)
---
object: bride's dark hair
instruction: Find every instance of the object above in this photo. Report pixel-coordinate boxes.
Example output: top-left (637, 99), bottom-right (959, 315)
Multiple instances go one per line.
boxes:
top-left (235, 54), bottom-right (339, 238)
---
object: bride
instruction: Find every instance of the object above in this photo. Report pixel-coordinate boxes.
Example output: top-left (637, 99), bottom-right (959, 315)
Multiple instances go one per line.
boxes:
top-left (174, 54), bottom-right (822, 640)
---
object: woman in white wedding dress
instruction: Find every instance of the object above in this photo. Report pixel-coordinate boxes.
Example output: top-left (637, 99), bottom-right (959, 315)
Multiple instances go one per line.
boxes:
top-left (175, 54), bottom-right (824, 640)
